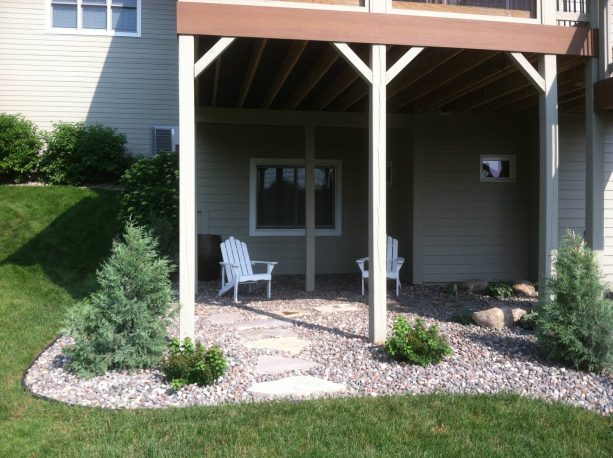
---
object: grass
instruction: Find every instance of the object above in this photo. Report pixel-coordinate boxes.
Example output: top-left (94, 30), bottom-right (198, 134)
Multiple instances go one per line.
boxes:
top-left (0, 185), bottom-right (611, 457)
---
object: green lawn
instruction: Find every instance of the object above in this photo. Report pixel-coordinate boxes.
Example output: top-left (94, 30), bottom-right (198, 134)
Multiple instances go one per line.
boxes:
top-left (0, 185), bottom-right (611, 457)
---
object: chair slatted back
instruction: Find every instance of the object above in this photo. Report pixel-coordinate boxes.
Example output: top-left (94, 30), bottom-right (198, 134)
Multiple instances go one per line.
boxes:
top-left (220, 237), bottom-right (254, 283)
top-left (387, 236), bottom-right (398, 273)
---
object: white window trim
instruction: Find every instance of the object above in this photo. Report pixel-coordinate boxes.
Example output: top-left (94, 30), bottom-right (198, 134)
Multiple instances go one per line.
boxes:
top-left (249, 158), bottom-right (342, 237)
top-left (479, 154), bottom-right (516, 183)
top-left (46, 0), bottom-right (142, 38)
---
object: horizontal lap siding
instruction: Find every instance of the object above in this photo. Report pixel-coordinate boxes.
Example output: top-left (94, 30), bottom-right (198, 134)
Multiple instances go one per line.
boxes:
top-left (196, 123), bottom-right (411, 276)
top-left (417, 115), bottom-right (539, 283)
top-left (0, 0), bottom-right (178, 155)
top-left (558, 116), bottom-right (586, 237)
top-left (602, 115), bottom-right (613, 281)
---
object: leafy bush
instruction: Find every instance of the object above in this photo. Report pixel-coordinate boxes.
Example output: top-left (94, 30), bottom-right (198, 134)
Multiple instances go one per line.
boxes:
top-left (385, 316), bottom-right (453, 367)
top-left (517, 311), bottom-right (539, 331)
top-left (0, 113), bottom-right (42, 183)
top-left (487, 281), bottom-right (514, 300)
top-left (161, 337), bottom-right (227, 390)
top-left (118, 151), bottom-right (178, 262)
top-left (537, 231), bottom-right (613, 373)
top-left (41, 121), bottom-right (129, 185)
top-left (63, 221), bottom-right (174, 378)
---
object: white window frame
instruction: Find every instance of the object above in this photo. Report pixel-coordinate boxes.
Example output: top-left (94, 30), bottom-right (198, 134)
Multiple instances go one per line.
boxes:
top-left (249, 158), bottom-right (342, 237)
top-left (479, 154), bottom-right (516, 183)
top-left (46, 0), bottom-right (141, 37)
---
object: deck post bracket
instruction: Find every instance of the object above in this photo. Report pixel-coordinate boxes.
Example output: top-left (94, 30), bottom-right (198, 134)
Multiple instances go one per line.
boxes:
top-left (194, 37), bottom-right (236, 78)
top-left (386, 47), bottom-right (425, 85)
top-left (507, 52), bottom-right (545, 93)
top-left (333, 43), bottom-right (373, 84)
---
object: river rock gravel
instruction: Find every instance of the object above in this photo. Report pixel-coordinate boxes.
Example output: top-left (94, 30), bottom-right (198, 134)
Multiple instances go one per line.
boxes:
top-left (24, 275), bottom-right (613, 414)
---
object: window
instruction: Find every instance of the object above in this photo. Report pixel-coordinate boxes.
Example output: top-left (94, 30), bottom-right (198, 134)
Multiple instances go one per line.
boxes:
top-left (49, 0), bottom-right (140, 36)
top-left (480, 155), bottom-right (516, 182)
top-left (250, 159), bottom-right (342, 236)
top-left (151, 126), bottom-right (179, 155)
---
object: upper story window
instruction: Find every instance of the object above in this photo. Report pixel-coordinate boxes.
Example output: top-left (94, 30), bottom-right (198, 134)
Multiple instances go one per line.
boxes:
top-left (49, 0), bottom-right (140, 36)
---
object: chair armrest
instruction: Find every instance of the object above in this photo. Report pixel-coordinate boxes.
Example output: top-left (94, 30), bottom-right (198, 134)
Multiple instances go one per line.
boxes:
top-left (251, 261), bottom-right (278, 274)
top-left (355, 257), bottom-right (368, 273)
top-left (220, 261), bottom-right (239, 268)
top-left (393, 257), bottom-right (405, 272)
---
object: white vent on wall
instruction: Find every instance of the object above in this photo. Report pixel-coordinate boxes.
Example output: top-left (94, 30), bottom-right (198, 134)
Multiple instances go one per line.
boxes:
top-left (151, 126), bottom-right (179, 155)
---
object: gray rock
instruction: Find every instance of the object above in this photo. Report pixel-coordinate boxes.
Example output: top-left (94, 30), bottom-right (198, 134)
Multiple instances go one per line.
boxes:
top-left (472, 306), bottom-right (527, 329)
top-left (513, 281), bottom-right (537, 298)
top-left (461, 279), bottom-right (489, 294)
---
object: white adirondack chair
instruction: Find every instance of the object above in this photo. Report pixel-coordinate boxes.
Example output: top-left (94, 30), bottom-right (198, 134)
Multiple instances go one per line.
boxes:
top-left (218, 236), bottom-right (278, 302)
top-left (356, 236), bottom-right (405, 296)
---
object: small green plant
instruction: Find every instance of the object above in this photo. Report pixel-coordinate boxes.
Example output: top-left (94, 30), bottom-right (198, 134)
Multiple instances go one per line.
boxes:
top-left (538, 231), bottom-right (613, 373)
top-left (161, 337), bottom-right (228, 389)
top-left (63, 221), bottom-right (174, 378)
top-left (517, 311), bottom-right (539, 331)
top-left (0, 113), bottom-right (42, 183)
top-left (450, 309), bottom-right (474, 325)
top-left (487, 281), bottom-right (514, 300)
top-left (385, 316), bottom-right (453, 367)
top-left (118, 151), bottom-right (178, 263)
top-left (41, 121), bottom-right (130, 185)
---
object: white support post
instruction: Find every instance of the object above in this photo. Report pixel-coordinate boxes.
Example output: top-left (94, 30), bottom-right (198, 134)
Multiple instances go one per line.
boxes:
top-left (179, 34), bottom-right (197, 341)
top-left (585, 0), bottom-right (605, 255)
top-left (538, 54), bottom-right (559, 289)
top-left (369, 43), bottom-right (387, 344)
top-left (305, 126), bottom-right (316, 292)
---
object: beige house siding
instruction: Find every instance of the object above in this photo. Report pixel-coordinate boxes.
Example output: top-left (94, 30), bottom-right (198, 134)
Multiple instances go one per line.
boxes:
top-left (0, 0), bottom-right (178, 155)
top-left (602, 116), bottom-right (613, 283)
top-left (196, 122), bottom-right (412, 277)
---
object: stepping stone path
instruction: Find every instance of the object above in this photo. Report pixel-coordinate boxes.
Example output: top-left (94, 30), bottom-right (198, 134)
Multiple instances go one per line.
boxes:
top-left (275, 309), bottom-right (312, 318)
top-left (206, 312), bottom-right (243, 324)
top-left (254, 355), bottom-right (323, 375)
top-left (247, 376), bottom-right (346, 397)
top-left (234, 318), bottom-right (290, 331)
top-left (244, 337), bottom-right (311, 354)
top-left (239, 327), bottom-right (296, 339)
top-left (314, 303), bottom-right (359, 313)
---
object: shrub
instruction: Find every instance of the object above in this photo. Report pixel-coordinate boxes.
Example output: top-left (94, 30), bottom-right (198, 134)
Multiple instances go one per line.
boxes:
top-left (537, 231), bottom-right (613, 373)
top-left (517, 311), bottom-right (539, 331)
top-left (487, 281), bottom-right (513, 300)
top-left (161, 337), bottom-right (227, 390)
top-left (41, 121), bottom-right (129, 185)
top-left (63, 221), bottom-right (174, 378)
top-left (0, 113), bottom-right (42, 183)
top-left (385, 316), bottom-right (453, 367)
top-left (118, 151), bottom-right (178, 262)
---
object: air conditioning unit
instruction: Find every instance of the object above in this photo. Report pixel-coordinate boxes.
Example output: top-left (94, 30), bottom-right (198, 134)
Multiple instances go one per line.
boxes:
top-left (151, 126), bottom-right (179, 155)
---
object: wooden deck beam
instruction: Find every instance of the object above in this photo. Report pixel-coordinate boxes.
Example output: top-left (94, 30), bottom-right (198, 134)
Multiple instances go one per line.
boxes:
top-left (177, 2), bottom-right (598, 57)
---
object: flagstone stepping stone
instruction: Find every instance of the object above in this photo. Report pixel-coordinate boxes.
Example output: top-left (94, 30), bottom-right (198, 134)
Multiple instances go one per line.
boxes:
top-left (235, 318), bottom-right (291, 331)
top-left (206, 312), bottom-right (243, 324)
top-left (244, 337), bottom-right (311, 354)
top-left (314, 303), bottom-right (359, 313)
top-left (247, 376), bottom-right (346, 397)
top-left (275, 309), bottom-right (312, 318)
top-left (239, 327), bottom-right (296, 339)
top-left (254, 355), bottom-right (323, 375)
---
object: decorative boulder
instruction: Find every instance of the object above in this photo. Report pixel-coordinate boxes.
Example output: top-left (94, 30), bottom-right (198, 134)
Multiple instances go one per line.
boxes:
top-left (512, 280), bottom-right (537, 298)
top-left (472, 306), bottom-right (527, 329)
top-left (460, 279), bottom-right (489, 295)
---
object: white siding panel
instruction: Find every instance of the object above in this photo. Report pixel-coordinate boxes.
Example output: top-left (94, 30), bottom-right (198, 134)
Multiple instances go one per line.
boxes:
top-left (0, 0), bottom-right (178, 155)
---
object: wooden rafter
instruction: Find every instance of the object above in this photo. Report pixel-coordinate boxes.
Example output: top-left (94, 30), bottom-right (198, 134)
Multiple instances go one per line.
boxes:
top-left (410, 52), bottom-right (521, 113)
top-left (237, 39), bottom-right (267, 108)
top-left (390, 50), bottom-right (497, 113)
top-left (285, 44), bottom-right (340, 110)
top-left (311, 65), bottom-right (361, 110)
top-left (262, 40), bottom-right (308, 109)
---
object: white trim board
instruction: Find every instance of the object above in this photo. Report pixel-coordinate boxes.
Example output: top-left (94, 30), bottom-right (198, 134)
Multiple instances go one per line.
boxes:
top-left (249, 158), bottom-right (343, 237)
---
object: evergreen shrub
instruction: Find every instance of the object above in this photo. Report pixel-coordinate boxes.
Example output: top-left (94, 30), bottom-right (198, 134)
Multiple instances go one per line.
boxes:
top-left (0, 113), bottom-right (42, 183)
top-left (385, 316), bottom-right (453, 367)
top-left (538, 231), bottom-right (613, 373)
top-left (161, 338), bottom-right (228, 390)
top-left (64, 222), bottom-right (174, 378)
top-left (41, 121), bottom-right (129, 185)
top-left (118, 151), bottom-right (178, 263)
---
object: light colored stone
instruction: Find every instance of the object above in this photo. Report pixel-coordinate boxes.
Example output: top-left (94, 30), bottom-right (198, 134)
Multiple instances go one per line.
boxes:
top-left (244, 337), bottom-right (311, 354)
top-left (472, 306), bottom-right (527, 329)
top-left (206, 312), bottom-right (243, 324)
top-left (234, 318), bottom-right (291, 331)
top-left (239, 327), bottom-right (296, 339)
top-left (275, 309), bottom-right (312, 318)
top-left (512, 280), bottom-right (537, 297)
top-left (461, 279), bottom-right (489, 294)
top-left (254, 355), bottom-right (323, 375)
top-left (314, 303), bottom-right (359, 313)
top-left (247, 376), bottom-right (346, 397)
